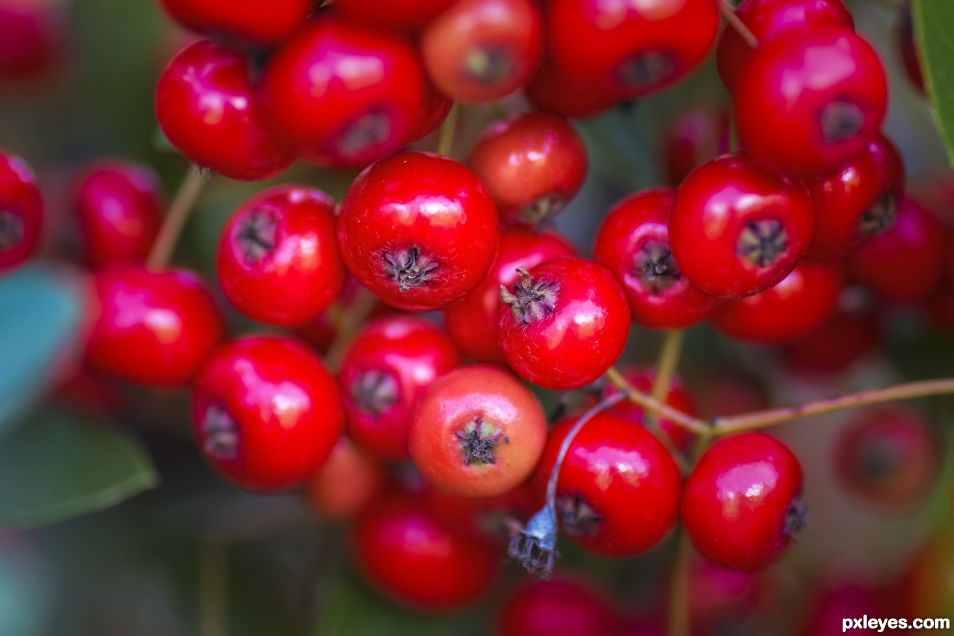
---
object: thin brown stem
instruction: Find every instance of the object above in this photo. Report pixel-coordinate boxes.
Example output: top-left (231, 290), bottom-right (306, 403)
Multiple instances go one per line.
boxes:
top-left (198, 539), bottom-right (228, 636)
top-left (147, 165), bottom-right (207, 270)
top-left (719, 0), bottom-right (759, 49)
top-left (668, 530), bottom-right (692, 636)
top-left (647, 330), bottom-right (685, 428)
top-left (605, 366), bottom-right (710, 435)
top-left (324, 287), bottom-right (378, 372)
top-left (436, 102), bottom-right (460, 157)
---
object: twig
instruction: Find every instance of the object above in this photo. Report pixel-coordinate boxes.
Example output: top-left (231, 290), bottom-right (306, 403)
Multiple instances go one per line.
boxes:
top-left (668, 530), bottom-right (692, 636)
top-left (647, 330), bottom-right (685, 428)
top-left (437, 102), bottom-right (460, 157)
top-left (718, 0), bottom-right (759, 49)
top-left (147, 165), bottom-right (208, 270)
top-left (605, 367), bottom-right (710, 435)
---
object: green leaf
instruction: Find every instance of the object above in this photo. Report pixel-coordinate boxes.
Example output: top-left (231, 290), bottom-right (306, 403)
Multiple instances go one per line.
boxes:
top-left (0, 410), bottom-right (158, 527)
top-left (915, 0), bottom-right (954, 166)
top-left (0, 265), bottom-right (88, 436)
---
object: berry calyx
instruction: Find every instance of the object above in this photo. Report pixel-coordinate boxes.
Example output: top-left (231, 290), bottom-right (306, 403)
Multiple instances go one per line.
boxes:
top-left (499, 267), bottom-right (560, 325)
top-left (456, 417), bottom-right (509, 466)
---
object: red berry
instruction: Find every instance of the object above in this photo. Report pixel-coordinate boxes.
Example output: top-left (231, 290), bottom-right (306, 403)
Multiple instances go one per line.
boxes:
top-left (403, 77), bottom-right (453, 144)
top-left (547, 0), bottom-right (719, 100)
top-left (216, 185), bottom-right (345, 327)
top-left (801, 581), bottom-right (897, 636)
top-left (734, 28), bottom-right (888, 175)
top-left (340, 316), bottom-right (460, 459)
top-left (337, 152), bottom-right (499, 311)
top-left (662, 107), bottom-right (730, 186)
top-left (713, 260), bottom-right (844, 343)
top-left (835, 408), bottom-right (938, 509)
top-left (669, 154), bottom-right (815, 298)
top-left (72, 160), bottom-right (163, 267)
top-left (524, 57), bottom-right (618, 119)
top-left (468, 112), bottom-right (588, 226)
top-left (87, 266), bottom-right (224, 386)
top-left (602, 366), bottom-right (699, 452)
top-left (192, 335), bottom-right (343, 491)
top-left (780, 304), bottom-right (880, 374)
top-left (498, 257), bottom-right (630, 390)
top-left (808, 134), bottom-right (904, 260)
top-left (595, 188), bottom-right (720, 328)
top-left (421, 0), bottom-right (543, 103)
top-left (532, 411), bottom-right (681, 556)
top-left (0, 150), bottom-right (42, 270)
top-left (497, 577), bottom-right (625, 636)
top-left (306, 435), bottom-right (384, 519)
top-left (259, 18), bottom-right (425, 168)
top-left (445, 227), bottom-right (575, 363)
top-left (332, 0), bottom-right (456, 31)
top-left (717, 0), bottom-right (854, 91)
top-left (351, 488), bottom-right (498, 611)
top-left (409, 365), bottom-right (547, 498)
top-left (0, 0), bottom-right (64, 77)
top-left (159, 0), bottom-right (311, 45)
top-left (687, 556), bottom-right (767, 633)
top-left (849, 197), bottom-right (946, 304)
top-left (155, 41), bottom-right (294, 181)
top-left (682, 433), bottom-right (805, 571)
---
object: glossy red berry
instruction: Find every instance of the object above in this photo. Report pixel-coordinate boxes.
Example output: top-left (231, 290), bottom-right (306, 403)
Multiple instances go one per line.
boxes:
top-left (734, 28), bottom-right (888, 175)
top-left (156, 41), bottom-right (294, 181)
top-left (717, 0), bottom-right (854, 91)
top-left (467, 112), bottom-right (587, 226)
top-left (307, 436), bottom-right (384, 519)
top-left (409, 365), bottom-right (547, 498)
top-left (498, 257), bottom-right (630, 390)
top-left (72, 161), bottom-right (163, 267)
top-left (496, 577), bottom-right (625, 636)
top-left (0, 150), bottom-right (42, 270)
top-left (0, 0), bottom-right (64, 77)
top-left (259, 18), bottom-right (425, 168)
top-left (682, 433), bottom-right (805, 571)
top-left (159, 0), bottom-right (311, 45)
top-left (216, 185), bottom-right (345, 327)
top-left (192, 335), bottom-right (343, 491)
top-left (337, 152), bottom-right (499, 311)
top-left (835, 408), bottom-right (938, 509)
top-left (351, 489), bottom-right (498, 611)
top-left (87, 266), bottom-right (224, 386)
top-left (595, 188), bottom-right (720, 328)
top-left (849, 197), bottom-right (946, 304)
top-left (547, 0), bottom-right (719, 100)
top-left (669, 154), bottom-right (815, 298)
top-left (340, 316), bottom-right (460, 460)
top-left (603, 366), bottom-right (699, 452)
top-left (332, 0), bottom-right (456, 31)
top-left (808, 134), bottom-right (904, 260)
top-left (445, 227), bottom-right (575, 363)
top-left (421, 0), bottom-right (542, 103)
top-left (662, 107), bottom-right (730, 186)
top-left (524, 57), bottom-right (618, 119)
top-left (532, 411), bottom-right (681, 556)
top-left (780, 304), bottom-right (880, 375)
top-left (713, 261), bottom-right (843, 343)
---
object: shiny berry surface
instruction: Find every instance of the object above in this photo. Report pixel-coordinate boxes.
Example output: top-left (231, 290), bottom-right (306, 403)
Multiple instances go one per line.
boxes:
top-left (497, 577), bottom-right (625, 636)
top-left (0, 150), bottom-right (42, 270)
top-left (159, 0), bottom-right (311, 45)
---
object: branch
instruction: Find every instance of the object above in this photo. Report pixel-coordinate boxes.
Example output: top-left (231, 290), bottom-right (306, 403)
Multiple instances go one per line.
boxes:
top-left (147, 165), bottom-right (207, 270)
top-left (718, 0), bottom-right (759, 49)
top-left (605, 366), bottom-right (710, 435)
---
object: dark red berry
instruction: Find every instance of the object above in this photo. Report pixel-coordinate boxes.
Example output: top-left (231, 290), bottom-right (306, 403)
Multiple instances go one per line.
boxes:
top-left (497, 577), bottom-right (625, 636)
top-left (595, 188), bottom-right (720, 328)
top-left (669, 153), bottom-right (816, 299)
top-left (682, 433), bottom-right (805, 571)
top-left (87, 266), bottom-right (225, 386)
top-left (337, 152), bottom-right (499, 311)
top-left (159, 0), bottom-right (311, 45)
top-left (340, 316), bottom-right (460, 460)
top-left (307, 435), bottom-right (384, 519)
top-left (780, 303), bottom-right (880, 375)
top-left (0, 0), bottom-right (64, 77)
top-left (602, 366), bottom-right (699, 452)
top-left (662, 107), bottom-right (730, 186)
top-left (402, 77), bottom-right (453, 144)
top-left (532, 411), bottom-right (681, 556)
top-left (155, 40), bottom-right (294, 181)
top-left (332, 0), bottom-right (456, 31)
top-left (0, 150), bottom-right (42, 270)
top-left (216, 185), bottom-right (345, 327)
top-left (524, 57), bottom-right (618, 119)
top-left (498, 257), bottom-right (630, 390)
top-left (468, 112), bottom-right (587, 226)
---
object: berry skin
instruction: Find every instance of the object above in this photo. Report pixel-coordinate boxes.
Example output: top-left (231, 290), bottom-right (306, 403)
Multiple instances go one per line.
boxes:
top-left (547, 0), bottom-right (719, 100)
top-left (445, 227), bottom-right (575, 364)
top-left (340, 316), bottom-right (460, 460)
top-left (307, 435), bottom-right (384, 519)
top-left (734, 28), bottom-right (888, 175)
top-left (421, 0), bottom-right (543, 103)
top-left (498, 257), bottom-right (631, 390)
top-left (780, 305), bottom-right (880, 375)
top-left (216, 185), bottom-right (345, 327)
top-left (716, 0), bottom-right (854, 91)
top-left (87, 266), bottom-right (225, 386)
top-left (258, 18), bottom-right (425, 168)
top-left (337, 152), bottom-right (499, 311)
top-left (72, 161), bottom-right (163, 267)
top-left (524, 57), bottom-right (619, 119)
top-left (663, 107), bottom-right (730, 186)
top-left (351, 489), bottom-right (498, 611)
top-left (403, 78), bottom-right (453, 144)
top-left (409, 365), bottom-right (547, 498)
top-left (467, 112), bottom-right (588, 226)
top-left (0, 0), bottom-right (64, 77)
top-left (532, 412), bottom-right (681, 556)
top-left (159, 0), bottom-right (311, 46)
top-left (156, 41), bottom-right (294, 181)
top-left (682, 433), bottom-right (805, 572)
top-left (0, 150), bottom-right (42, 270)
top-left (595, 188), bottom-right (720, 329)
top-left (808, 134), bottom-right (904, 260)
top-left (496, 577), bottom-right (625, 636)
top-left (835, 408), bottom-right (938, 509)
top-left (191, 336), bottom-right (343, 492)
top-left (849, 197), bottom-right (946, 304)
top-left (602, 366), bottom-right (699, 452)
top-left (669, 154), bottom-right (816, 299)
top-left (332, 0), bottom-right (456, 31)
top-left (713, 261), bottom-right (844, 343)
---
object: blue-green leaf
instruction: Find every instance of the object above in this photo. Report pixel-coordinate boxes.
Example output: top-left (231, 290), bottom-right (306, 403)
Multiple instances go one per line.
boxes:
top-left (914, 0), bottom-right (954, 166)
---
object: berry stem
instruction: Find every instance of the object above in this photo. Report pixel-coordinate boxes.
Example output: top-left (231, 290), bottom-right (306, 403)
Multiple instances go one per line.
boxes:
top-left (718, 0), bottom-right (759, 49)
top-left (647, 330), bottom-right (685, 428)
top-left (198, 539), bottom-right (228, 636)
top-left (324, 287), bottom-right (379, 372)
top-left (436, 101), bottom-right (460, 157)
top-left (668, 530), bottom-right (692, 636)
top-left (605, 366), bottom-right (710, 435)
top-left (147, 165), bottom-right (208, 270)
